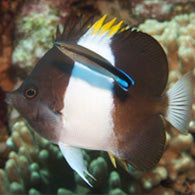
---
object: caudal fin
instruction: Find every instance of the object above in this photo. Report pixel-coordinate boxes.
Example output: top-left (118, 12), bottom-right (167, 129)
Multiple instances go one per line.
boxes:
top-left (165, 72), bottom-right (193, 134)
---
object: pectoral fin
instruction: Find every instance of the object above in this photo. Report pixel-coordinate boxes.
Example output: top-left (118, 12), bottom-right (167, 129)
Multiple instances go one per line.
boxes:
top-left (165, 71), bottom-right (193, 134)
top-left (58, 143), bottom-right (95, 187)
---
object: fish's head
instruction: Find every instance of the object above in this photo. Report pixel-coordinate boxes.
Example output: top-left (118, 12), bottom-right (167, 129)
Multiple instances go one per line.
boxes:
top-left (6, 47), bottom-right (74, 143)
top-left (6, 87), bottom-right (37, 117)
top-left (6, 81), bottom-right (43, 122)
top-left (6, 79), bottom-right (62, 143)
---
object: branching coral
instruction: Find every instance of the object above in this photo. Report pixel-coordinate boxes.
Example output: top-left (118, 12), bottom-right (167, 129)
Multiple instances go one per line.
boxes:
top-left (0, 118), bottom-right (77, 194)
top-left (139, 13), bottom-right (195, 75)
top-left (131, 0), bottom-right (195, 21)
top-left (12, 2), bottom-right (61, 71)
top-left (0, 0), bottom-right (28, 92)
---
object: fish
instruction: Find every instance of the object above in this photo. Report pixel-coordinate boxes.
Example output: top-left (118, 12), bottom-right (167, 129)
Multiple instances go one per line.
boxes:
top-left (6, 15), bottom-right (193, 187)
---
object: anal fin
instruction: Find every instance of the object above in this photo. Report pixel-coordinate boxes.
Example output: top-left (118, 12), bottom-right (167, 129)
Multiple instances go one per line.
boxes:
top-left (119, 115), bottom-right (166, 171)
top-left (58, 143), bottom-right (95, 187)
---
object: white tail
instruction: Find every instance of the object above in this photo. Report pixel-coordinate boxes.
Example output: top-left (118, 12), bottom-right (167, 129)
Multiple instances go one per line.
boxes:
top-left (165, 72), bottom-right (193, 134)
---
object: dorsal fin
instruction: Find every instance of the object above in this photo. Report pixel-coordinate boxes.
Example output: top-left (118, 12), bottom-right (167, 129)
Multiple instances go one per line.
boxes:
top-left (55, 15), bottom-right (95, 43)
top-left (111, 28), bottom-right (168, 97)
top-left (66, 14), bottom-right (83, 41)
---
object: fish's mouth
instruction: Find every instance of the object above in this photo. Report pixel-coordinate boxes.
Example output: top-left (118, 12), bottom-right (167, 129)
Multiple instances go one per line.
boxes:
top-left (5, 93), bottom-right (13, 105)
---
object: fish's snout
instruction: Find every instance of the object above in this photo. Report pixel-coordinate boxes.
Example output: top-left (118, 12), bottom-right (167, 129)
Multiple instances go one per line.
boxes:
top-left (5, 92), bottom-right (13, 105)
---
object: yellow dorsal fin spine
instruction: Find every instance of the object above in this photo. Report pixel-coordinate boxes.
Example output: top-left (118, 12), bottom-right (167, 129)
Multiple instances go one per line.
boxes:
top-left (107, 21), bottom-right (123, 37)
top-left (99, 18), bottom-right (116, 35)
top-left (107, 151), bottom-right (117, 168)
top-left (91, 15), bottom-right (107, 35)
top-left (119, 26), bottom-right (128, 33)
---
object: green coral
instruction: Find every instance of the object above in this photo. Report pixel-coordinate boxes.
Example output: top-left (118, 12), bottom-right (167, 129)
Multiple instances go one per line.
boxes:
top-left (0, 119), bottom-right (77, 194)
top-left (139, 13), bottom-right (195, 76)
top-left (12, 4), bottom-right (60, 69)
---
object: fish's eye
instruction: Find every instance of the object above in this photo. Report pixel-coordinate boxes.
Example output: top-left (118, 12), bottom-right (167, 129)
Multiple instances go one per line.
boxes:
top-left (24, 88), bottom-right (38, 99)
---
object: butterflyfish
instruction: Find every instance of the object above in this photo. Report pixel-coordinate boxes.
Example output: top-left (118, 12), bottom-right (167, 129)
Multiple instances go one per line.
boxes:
top-left (6, 15), bottom-right (193, 187)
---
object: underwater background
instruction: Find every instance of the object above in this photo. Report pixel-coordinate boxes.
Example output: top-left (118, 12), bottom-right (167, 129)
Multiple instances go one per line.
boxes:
top-left (0, 0), bottom-right (195, 194)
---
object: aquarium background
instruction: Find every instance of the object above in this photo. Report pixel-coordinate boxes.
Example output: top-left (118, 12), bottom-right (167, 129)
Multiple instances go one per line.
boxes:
top-left (0, 0), bottom-right (195, 194)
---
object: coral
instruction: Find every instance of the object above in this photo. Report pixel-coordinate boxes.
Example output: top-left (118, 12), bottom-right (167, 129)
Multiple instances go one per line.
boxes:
top-left (0, 87), bottom-right (7, 127)
top-left (0, 118), bottom-right (77, 194)
top-left (12, 1), bottom-right (60, 72)
top-left (11, 0), bottom-right (99, 74)
top-left (132, 0), bottom-right (173, 21)
top-left (0, 87), bottom-right (10, 169)
top-left (131, 0), bottom-right (195, 21)
top-left (97, 0), bottom-right (195, 26)
top-left (109, 171), bottom-right (121, 189)
top-left (0, 0), bottom-right (29, 171)
top-left (139, 12), bottom-right (195, 75)
top-left (0, 0), bottom-right (28, 92)
top-left (0, 136), bottom-right (9, 169)
top-left (109, 188), bottom-right (126, 195)
top-left (63, 0), bottom-right (99, 18)
top-left (89, 156), bottom-right (108, 188)
top-left (96, 0), bottom-right (139, 26)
